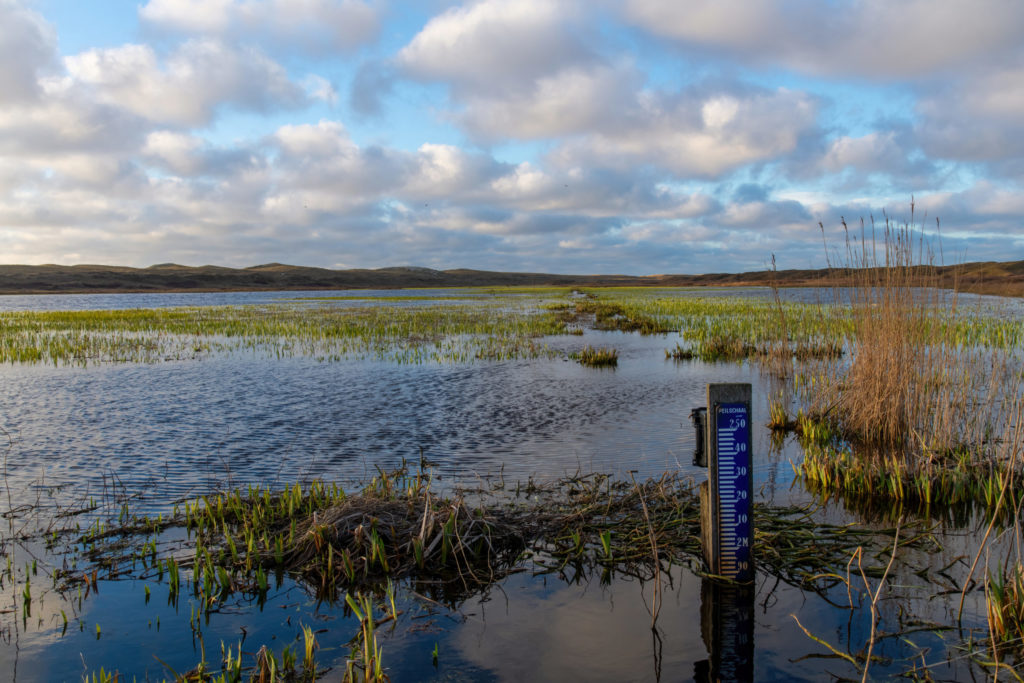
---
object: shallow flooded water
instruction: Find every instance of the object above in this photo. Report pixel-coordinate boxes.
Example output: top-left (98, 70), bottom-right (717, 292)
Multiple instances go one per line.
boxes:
top-left (0, 288), bottom-right (1015, 681)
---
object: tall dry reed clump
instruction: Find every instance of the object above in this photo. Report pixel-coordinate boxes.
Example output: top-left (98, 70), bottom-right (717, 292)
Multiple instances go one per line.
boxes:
top-left (821, 207), bottom-right (1015, 458)
top-left (792, 203), bottom-right (1024, 513)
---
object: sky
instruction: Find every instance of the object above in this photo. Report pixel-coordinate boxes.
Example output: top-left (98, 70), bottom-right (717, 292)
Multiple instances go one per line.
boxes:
top-left (1, 0), bottom-right (1023, 275)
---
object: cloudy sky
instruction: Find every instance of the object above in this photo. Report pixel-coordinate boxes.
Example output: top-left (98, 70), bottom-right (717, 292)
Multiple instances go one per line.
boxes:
top-left (1, 0), bottom-right (1022, 274)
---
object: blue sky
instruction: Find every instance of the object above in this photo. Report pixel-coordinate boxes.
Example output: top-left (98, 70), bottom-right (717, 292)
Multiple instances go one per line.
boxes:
top-left (2, 0), bottom-right (1022, 274)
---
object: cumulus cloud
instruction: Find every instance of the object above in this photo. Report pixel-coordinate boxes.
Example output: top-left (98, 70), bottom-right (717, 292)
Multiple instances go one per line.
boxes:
top-left (139, 0), bottom-right (381, 54)
top-left (623, 0), bottom-right (1024, 79)
top-left (0, 89), bottom-right (148, 157)
top-left (549, 86), bottom-right (819, 178)
top-left (394, 1), bottom-right (820, 178)
top-left (459, 63), bottom-right (640, 140)
top-left (719, 198), bottom-right (811, 230)
top-left (821, 133), bottom-right (897, 174)
top-left (0, 1), bottom-right (57, 103)
top-left (915, 63), bottom-right (1024, 162)
top-left (395, 0), bottom-right (626, 143)
top-left (142, 131), bottom-right (262, 177)
top-left (1, 1), bottom-right (1020, 274)
top-left (65, 39), bottom-right (307, 127)
top-left (397, 0), bottom-right (590, 92)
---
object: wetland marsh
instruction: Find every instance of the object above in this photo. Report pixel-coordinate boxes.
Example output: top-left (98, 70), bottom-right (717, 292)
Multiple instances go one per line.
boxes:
top-left (1, 281), bottom-right (1023, 681)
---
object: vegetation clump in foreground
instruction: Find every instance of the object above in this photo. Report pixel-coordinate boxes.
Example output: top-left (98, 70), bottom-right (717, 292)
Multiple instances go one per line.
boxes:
top-left (751, 211), bottom-right (1024, 513)
top-left (571, 345), bottom-right (618, 367)
top-left (72, 465), bottom-right (938, 613)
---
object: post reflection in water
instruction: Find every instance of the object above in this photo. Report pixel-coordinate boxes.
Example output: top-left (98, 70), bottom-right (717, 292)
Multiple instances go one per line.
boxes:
top-left (694, 579), bottom-right (755, 682)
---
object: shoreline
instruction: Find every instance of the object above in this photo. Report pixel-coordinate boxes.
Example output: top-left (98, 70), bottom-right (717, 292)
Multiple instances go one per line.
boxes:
top-left (0, 260), bottom-right (1020, 297)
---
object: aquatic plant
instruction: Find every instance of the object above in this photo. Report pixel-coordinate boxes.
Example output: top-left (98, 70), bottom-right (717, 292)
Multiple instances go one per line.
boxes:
top-left (806, 210), bottom-right (1021, 455)
top-left (65, 465), bottom-right (939, 615)
top-left (987, 564), bottom-right (1024, 657)
top-left (571, 346), bottom-right (619, 367)
top-left (0, 294), bottom-right (573, 366)
top-left (345, 592), bottom-right (387, 682)
top-left (572, 299), bottom-right (673, 334)
top-left (766, 398), bottom-right (794, 431)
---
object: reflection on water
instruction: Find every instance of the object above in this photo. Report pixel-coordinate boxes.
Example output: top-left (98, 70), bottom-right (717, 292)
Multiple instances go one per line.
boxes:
top-left (0, 287), bottom-right (1014, 680)
top-left (696, 581), bottom-right (754, 682)
top-left (0, 330), bottom-right (798, 516)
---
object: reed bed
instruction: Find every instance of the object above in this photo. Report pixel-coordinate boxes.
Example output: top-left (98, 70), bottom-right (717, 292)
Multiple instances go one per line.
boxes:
top-left (578, 286), bottom-right (1019, 365)
top-left (781, 212), bottom-right (1024, 511)
top-left (572, 300), bottom-right (674, 334)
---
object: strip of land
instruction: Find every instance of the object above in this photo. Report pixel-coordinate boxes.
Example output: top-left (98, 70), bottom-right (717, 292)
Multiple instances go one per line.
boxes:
top-left (0, 260), bottom-right (1021, 296)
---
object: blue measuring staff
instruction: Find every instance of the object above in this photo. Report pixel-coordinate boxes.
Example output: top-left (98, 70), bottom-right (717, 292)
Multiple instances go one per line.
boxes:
top-left (715, 402), bottom-right (753, 582)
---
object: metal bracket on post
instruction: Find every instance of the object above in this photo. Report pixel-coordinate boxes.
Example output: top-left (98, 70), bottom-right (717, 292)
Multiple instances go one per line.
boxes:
top-left (700, 383), bottom-right (754, 582)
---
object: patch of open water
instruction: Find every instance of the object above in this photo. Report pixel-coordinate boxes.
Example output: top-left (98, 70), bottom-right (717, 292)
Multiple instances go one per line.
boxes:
top-left (0, 288), bottom-right (1013, 681)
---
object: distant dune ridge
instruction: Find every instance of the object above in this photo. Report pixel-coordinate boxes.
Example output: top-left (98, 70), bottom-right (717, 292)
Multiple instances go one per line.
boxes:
top-left (0, 261), bottom-right (1021, 297)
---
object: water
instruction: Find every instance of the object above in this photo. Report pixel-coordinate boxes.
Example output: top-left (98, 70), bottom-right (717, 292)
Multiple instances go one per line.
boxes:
top-left (0, 288), bottom-right (1012, 681)
top-left (0, 329), bottom-right (792, 515)
top-left (0, 288), bottom-right (496, 312)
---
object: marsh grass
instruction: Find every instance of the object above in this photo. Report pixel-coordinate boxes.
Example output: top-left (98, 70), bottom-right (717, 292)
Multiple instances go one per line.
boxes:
top-left (16, 462), bottom-right (953, 682)
top-left (572, 299), bottom-right (673, 334)
top-left (0, 297), bottom-right (572, 366)
top-left (88, 630), bottom-right (324, 682)
top-left (798, 441), bottom-right (1014, 512)
top-left (2, 283), bottom-right (1016, 370)
top-left (781, 207), bottom-right (1024, 509)
top-left (64, 465), bottom-right (940, 617)
top-left (571, 346), bottom-right (619, 367)
top-left (986, 564), bottom-right (1024, 658)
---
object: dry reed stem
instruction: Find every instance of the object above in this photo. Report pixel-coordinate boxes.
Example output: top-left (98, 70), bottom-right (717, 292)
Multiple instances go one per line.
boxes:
top-left (860, 520), bottom-right (900, 683)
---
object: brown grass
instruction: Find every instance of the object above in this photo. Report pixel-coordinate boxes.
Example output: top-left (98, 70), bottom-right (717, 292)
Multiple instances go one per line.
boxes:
top-left (814, 207), bottom-right (1014, 457)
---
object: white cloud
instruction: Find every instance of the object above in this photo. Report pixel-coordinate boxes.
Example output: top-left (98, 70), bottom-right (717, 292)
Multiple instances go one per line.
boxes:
top-left (924, 182), bottom-right (1024, 221)
top-left (139, 0), bottom-right (235, 32)
top-left (398, 0), bottom-right (589, 91)
top-left (302, 74), bottom-right (338, 104)
top-left (719, 198), bottom-right (810, 229)
top-left (551, 86), bottom-right (818, 178)
top-left (0, 91), bottom-right (147, 157)
top-left (140, 0), bottom-right (381, 54)
top-left (1, 1), bottom-right (1020, 274)
top-left (274, 120), bottom-right (356, 157)
top-left (623, 0), bottom-right (1024, 79)
top-left (0, 1), bottom-right (57, 103)
top-left (460, 64), bottom-right (639, 140)
top-left (913, 61), bottom-right (1024, 165)
top-left (821, 132), bottom-right (898, 173)
top-left (65, 40), bottom-right (306, 127)
top-left (142, 131), bottom-right (205, 175)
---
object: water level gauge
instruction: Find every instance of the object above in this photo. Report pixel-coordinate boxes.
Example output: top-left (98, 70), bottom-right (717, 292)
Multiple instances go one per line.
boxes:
top-left (701, 383), bottom-right (754, 583)
top-left (715, 402), bottom-right (753, 582)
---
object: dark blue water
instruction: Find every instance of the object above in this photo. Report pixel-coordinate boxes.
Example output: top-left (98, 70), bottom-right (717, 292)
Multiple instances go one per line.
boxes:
top-left (0, 329), bottom-right (795, 515)
top-left (0, 288), bottom-right (1010, 681)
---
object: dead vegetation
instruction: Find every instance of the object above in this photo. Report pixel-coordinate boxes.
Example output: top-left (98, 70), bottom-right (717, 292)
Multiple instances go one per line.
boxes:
top-left (69, 465), bottom-right (941, 613)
